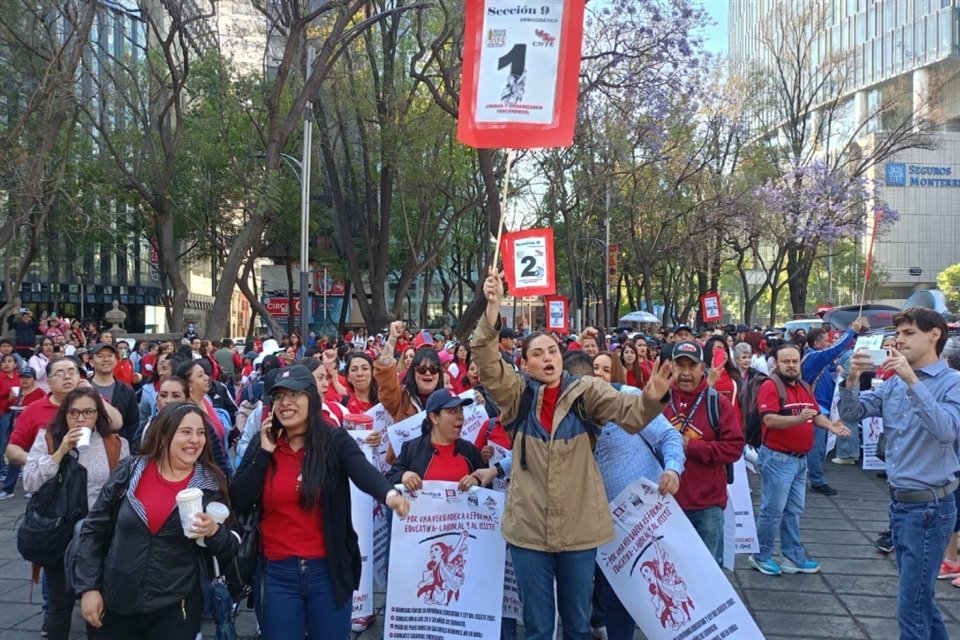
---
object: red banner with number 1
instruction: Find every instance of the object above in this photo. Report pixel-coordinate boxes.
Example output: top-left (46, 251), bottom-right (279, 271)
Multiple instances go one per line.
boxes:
top-left (457, 0), bottom-right (585, 149)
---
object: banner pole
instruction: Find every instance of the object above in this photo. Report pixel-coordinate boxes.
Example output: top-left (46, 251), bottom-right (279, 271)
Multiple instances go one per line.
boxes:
top-left (858, 209), bottom-right (881, 318)
top-left (491, 149), bottom-right (516, 270)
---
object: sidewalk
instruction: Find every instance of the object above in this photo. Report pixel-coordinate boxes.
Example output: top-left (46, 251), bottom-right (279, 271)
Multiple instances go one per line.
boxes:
top-left (0, 462), bottom-right (955, 638)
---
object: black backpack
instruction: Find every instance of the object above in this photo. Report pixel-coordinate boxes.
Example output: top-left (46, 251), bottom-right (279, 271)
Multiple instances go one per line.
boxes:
top-left (742, 372), bottom-right (770, 448)
top-left (17, 437), bottom-right (89, 568)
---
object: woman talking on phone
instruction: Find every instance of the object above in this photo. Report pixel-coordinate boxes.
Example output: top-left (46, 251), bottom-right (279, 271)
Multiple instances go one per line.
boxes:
top-left (230, 365), bottom-right (410, 640)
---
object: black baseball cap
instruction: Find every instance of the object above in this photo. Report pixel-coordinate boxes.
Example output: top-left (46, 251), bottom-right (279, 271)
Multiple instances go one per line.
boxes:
top-left (269, 365), bottom-right (315, 394)
top-left (498, 327), bottom-right (519, 341)
top-left (19, 367), bottom-right (36, 378)
top-left (673, 324), bottom-right (693, 334)
top-left (91, 343), bottom-right (117, 355)
top-left (425, 389), bottom-right (473, 415)
top-left (671, 341), bottom-right (704, 364)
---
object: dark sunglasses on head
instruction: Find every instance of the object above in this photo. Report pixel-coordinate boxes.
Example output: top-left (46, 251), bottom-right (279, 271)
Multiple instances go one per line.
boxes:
top-left (415, 365), bottom-right (440, 375)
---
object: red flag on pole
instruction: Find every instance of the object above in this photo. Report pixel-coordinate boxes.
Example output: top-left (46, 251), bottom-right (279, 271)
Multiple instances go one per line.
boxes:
top-left (864, 209), bottom-right (882, 281)
top-left (457, 0), bottom-right (586, 149)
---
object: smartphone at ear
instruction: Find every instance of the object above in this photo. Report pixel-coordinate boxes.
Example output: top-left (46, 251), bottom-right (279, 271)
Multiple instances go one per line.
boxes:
top-left (268, 410), bottom-right (282, 443)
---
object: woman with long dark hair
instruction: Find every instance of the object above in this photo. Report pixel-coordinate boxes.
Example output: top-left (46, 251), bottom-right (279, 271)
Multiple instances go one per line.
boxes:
top-left (375, 321), bottom-right (446, 423)
top-left (24, 387), bottom-right (129, 640)
top-left (703, 334), bottom-right (743, 425)
top-left (328, 352), bottom-right (379, 414)
top-left (230, 365), bottom-right (410, 639)
top-left (74, 401), bottom-right (232, 639)
top-left (28, 337), bottom-right (55, 392)
top-left (173, 359), bottom-right (232, 478)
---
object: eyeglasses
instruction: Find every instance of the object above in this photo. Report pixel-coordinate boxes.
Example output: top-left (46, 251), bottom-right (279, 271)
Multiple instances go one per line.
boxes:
top-left (271, 389), bottom-right (306, 404)
top-left (49, 369), bottom-right (80, 380)
top-left (415, 365), bottom-right (441, 376)
top-left (67, 408), bottom-right (97, 419)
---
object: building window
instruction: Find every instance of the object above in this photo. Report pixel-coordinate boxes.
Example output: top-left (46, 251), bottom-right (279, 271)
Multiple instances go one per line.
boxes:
top-left (927, 14), bottom-right (937, 56)
top-left (905, 20), bottom-right (915, 61)
top-left (893, 26), bottom-right (903, 72)
top-left (939, 8), bottom-right (952, 55)
top-left (857, 11), bottom-right (867, 41)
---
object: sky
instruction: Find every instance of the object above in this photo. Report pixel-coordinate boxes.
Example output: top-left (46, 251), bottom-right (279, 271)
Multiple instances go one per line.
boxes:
top-left (699, 0), bottom-right (729, 56)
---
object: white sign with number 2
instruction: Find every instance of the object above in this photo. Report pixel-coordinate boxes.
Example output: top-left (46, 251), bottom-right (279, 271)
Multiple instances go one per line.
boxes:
top-left (512, 235), bottom-right (550, 291)
top-left (475, 0), bottom-right (565, 125)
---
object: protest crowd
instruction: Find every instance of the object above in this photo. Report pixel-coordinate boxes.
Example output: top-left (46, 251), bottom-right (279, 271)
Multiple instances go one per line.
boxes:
top-left (0, 277), bottom-right (958, 640)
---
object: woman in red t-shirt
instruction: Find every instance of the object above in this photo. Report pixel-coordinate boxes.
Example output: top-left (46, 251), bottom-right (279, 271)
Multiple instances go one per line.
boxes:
top-left (229, 365), bottom-right (409, 640)
top-left (388, 389), bottom-right (497, 491)
top-left (329, 352), bottom-right (379, 414)
top-left (76, 402), bottom-right (236, 639)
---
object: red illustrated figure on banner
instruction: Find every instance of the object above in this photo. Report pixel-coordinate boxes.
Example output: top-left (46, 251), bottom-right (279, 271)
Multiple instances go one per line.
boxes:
top-left (457, 0), bottom-right (586, 149)
top-left (417, 531), bottom-right (470, 606)
top-left (634, 536), bottom-right (694, 631)
top-left (501, 228), bottom-right (556, 297)
top-left (699, 292), bottom-right (723, 323)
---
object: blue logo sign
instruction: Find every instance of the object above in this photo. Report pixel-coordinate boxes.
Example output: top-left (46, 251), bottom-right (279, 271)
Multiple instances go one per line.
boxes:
top-left (885, 163), bottom-right (906, 186)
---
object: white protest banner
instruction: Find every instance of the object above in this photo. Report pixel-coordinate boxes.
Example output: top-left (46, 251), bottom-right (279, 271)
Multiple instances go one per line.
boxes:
top-left (346, 429), bottom-right (375, 617)
top-left (599, 478), bottom-right (764, 640)
top-left (724, 457), bottom-right (758, 566)
top-left (364, 403), bottom-right (394, 474)
top-left (372, 499), bottom-right (390, 590)
top-left (861, 377), bottom-right (886, 470)
top-left (385, 481), bottom-right (505, 640)
top-left (363, 403), bottom-right (395, 588)
top-left (457, 0), bottom-right (586, 149)
top-left (484, 442), bottom-right (519, 618)
top-left (386, 392), bottom-right (490, 455)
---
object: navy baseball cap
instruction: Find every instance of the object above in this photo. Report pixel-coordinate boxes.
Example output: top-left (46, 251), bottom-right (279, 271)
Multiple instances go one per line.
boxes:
top-left (424, 389), bottom-right (473, 416)
top-left (19, 367), bottom-right (36, 378)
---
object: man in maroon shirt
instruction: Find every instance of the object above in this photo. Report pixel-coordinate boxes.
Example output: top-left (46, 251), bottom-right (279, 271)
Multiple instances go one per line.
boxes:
top-left (662, 341), bottom-right (745, 565)
top-left (749, 343), bottom-right (850, 576)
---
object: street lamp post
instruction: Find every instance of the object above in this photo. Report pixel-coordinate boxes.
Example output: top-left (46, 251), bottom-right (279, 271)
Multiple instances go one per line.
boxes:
top-left (604, 183), bottom-right (612, 330)
top-left (298, 47), bottom-right (315, 343)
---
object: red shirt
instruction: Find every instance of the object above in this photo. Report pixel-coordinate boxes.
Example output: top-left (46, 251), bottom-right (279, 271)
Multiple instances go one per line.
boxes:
top-left (21, 387), bottom-right (45, 407)
top-left (757, 378), bottom-right (817, 453)
top-left (345, 393), bottom-right (373, 415)
top-left (134, 460), bottom-right (193, 535)
top-left (114, 360), bottom-right (134, 386)
top-left (539, 384), bottom-right (560, 434)
top-left (141, 353), bottom-right (157, 381)
top-left (9, 395), bottom-right (59, 450)
top-left (0, 372), bottom-right (20, 414)
top-left (423, 441), bottom-right (470, 481)
top-left (261, 437), bottom-right (327, 561)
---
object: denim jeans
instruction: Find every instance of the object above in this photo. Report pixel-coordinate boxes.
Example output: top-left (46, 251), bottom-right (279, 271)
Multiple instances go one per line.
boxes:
top-left (890, 496), bottom-right (957, 640)
top-left (805, 426), bottom-right (828, 486)
top-left (835, 420), bottom-right (860, 459)
top-left (500, 617), bottom-right (518, 640)
top-left (253, 557), bottom-right (350, 640)
top-left (0, 412), bottom-right (11, 476)
top-left (756, 447), bottom-right (809, 564)
top-left (510, 545), bottom-right (597, 640)
top-left (598, 569), bottom-right (636, 640)
top-left (683, 506), bottom-right (724, 566)
top-left (3, 462), bottom-right (20, 493)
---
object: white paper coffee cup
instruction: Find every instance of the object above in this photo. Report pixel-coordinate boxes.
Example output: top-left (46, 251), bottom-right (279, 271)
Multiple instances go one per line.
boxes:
top-left (10, 387), bottom-right (19, 397)
top-left (76, 426), bottom-right (92, 450)
top-left (176, 487), bottom-right (204, 538)
top-left (197, 501), bottom-right (230, 547)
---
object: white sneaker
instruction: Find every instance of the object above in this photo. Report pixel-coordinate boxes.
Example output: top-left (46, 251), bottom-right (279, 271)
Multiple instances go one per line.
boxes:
top-left (0, 491), bottom-right (14, 500)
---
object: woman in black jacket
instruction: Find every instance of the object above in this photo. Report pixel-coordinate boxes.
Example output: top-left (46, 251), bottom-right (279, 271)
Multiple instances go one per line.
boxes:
top-left (388, 388), bottom-right (498, 492)
top-left (229, 365), bottom-right (410, 640)
top-left (75, 402), bottom-right (237, 639)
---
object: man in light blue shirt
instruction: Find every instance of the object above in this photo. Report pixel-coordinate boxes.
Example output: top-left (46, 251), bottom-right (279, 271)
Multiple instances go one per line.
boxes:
top-left (565, 351), bottom-right (685, 640)
top-left (839, 307), bottom-right (960, 640)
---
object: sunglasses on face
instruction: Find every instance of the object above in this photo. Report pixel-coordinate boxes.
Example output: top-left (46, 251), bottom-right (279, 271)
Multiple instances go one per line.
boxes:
top-left (415, 365), bottom-right (440, 375)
